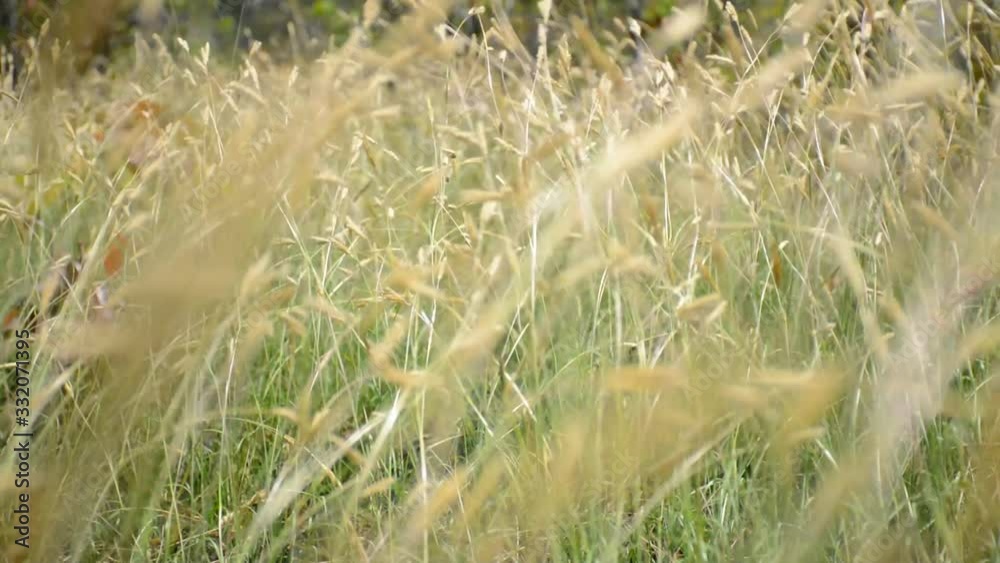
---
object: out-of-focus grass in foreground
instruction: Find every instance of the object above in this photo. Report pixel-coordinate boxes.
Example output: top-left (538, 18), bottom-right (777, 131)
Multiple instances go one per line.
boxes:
top-left (2, 1), bottom-right (1000, 561)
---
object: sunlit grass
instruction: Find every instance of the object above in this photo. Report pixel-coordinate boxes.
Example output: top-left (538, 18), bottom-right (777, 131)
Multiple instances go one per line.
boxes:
top-left (2, 1), bottom-right (1000, 561)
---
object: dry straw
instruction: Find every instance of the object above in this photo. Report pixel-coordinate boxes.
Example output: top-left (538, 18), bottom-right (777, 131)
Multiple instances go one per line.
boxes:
top-left (1, 1), bottom-right (999, 561)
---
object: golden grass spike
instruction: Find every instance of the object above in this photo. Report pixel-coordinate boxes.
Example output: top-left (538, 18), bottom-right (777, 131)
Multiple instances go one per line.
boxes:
top-left (785, 0), bottom-right (830, 33)
top-left (570, 16), bottom-right (625, 90)
top-left (871, 70), bottom-right (964, 107)
top-left (829, 233), bottom-right (868, 303)
top-left (910, 202), bottom-right (960, 241)
top-left (361, 477), bottom-right (396, 499)
top-left (407, 467), bottom-right (470, 539)
top-left (731, 48), bottom-right (811, 113)
top-left (603, 366), bottom-right (690, 393)
top-left (647, 6), bottom-right (706, 54)
top-left (362, 0), bottom-right (381, 30)
top-left (458, 189), bottom-right (511, 205)
top-left (378, 367), bottom-right (441, 389)
top-left (676, 293), bottom-right (725, 323)
top-left (957, 323), bottom-right (1000, 364)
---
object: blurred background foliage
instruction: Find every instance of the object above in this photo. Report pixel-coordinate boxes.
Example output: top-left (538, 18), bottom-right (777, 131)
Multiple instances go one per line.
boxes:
top-left (3, 0), bottom-right (996, 86)
top-left (5, 0), bottom-right (797, 54)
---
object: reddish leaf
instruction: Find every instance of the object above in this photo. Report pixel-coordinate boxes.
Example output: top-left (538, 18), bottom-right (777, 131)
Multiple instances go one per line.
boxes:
top-left (771, 242), bottom-right (784, 286)
top-left (2, 305), bottom-right (21, 332)
top-left (103, 235), bottom-right (127, 276)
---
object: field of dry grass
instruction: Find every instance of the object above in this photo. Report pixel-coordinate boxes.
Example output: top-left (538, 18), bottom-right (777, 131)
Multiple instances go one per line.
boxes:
top-left (2, 0), bottom-right (1000, 561)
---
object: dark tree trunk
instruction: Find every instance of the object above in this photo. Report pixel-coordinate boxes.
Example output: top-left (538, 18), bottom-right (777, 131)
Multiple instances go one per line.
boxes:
top-left (1, 0), bottom-right (20, 87)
